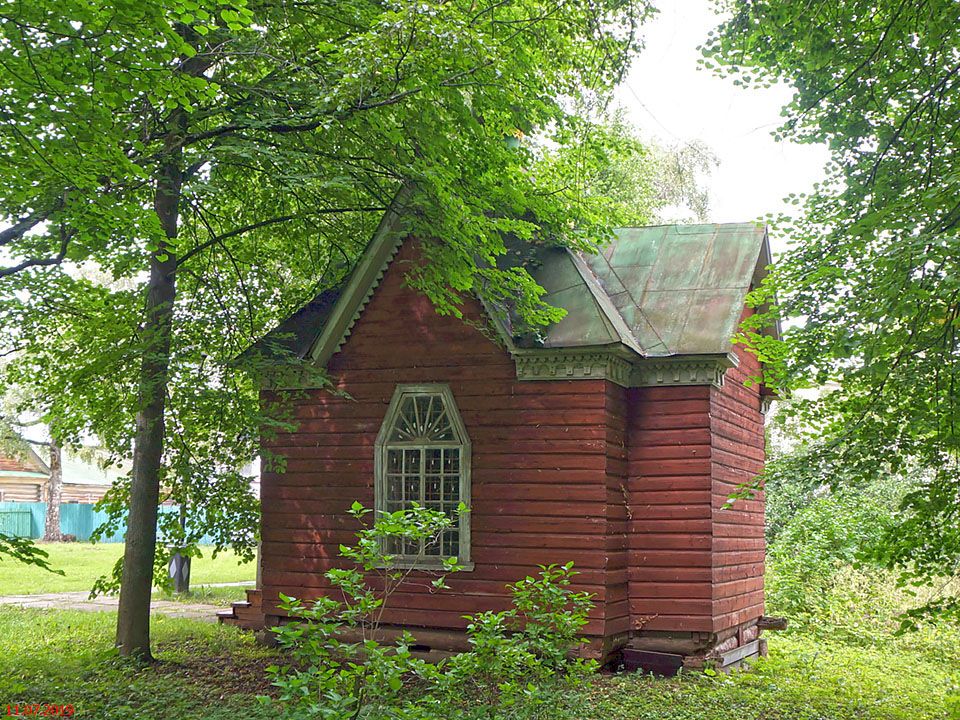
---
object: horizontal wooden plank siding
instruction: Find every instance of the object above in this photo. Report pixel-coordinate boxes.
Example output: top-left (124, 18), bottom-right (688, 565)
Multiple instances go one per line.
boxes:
top-left (604, 382), bottom-right (630, 637)
top-left (709, 319), bottom-right (766, 632)
top-left (260, 240), bottom-right (612, 638)
top-left (626, 385), bottom-right (714, 633)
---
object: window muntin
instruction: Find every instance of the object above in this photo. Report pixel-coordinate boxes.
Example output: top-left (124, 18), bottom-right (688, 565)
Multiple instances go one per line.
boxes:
top-left (375, 385), bottom-right (470, 565)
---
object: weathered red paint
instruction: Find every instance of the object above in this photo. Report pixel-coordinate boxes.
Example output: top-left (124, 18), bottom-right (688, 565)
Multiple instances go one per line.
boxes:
top-left (251, 241), bottom-right (767, 659)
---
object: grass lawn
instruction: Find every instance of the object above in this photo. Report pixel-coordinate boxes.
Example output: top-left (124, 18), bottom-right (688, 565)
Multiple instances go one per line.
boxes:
top-left (0, 542), bottom-right (255, 596)
top-left (583, 634), bottom-right (959, 719)
top-left (1, 606), bottom-right (956, 719)
top-left (0, 607), bottom-right (277, 719)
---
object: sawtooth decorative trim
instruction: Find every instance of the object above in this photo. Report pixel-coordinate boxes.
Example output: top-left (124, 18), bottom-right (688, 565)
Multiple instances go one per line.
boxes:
top-left (513, 350), bottom-right (634, 386)
top-left (631, 355), bottom-right (735, 388)
top-left (308, 187), bottom-right (412, 368)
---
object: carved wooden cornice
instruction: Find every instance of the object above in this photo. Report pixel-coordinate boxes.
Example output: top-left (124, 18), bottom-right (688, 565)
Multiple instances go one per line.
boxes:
top-left (630, 355), bottom-right (736, 388)
top-left (512, 349), bottom-right (735, 388)
top-left (512, 350), bottom-right (634, 386)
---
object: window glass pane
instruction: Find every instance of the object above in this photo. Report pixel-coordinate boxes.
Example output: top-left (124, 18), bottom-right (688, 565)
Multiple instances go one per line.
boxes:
top-left (387, 476), bottom-right (402, 501)
top-left (380, 389), bottom-right (466, 561)
top-left (403, 448), bottom-right (420, 473)
top-left (442, 476), bottom-right (458, 503)
top-left (442, 531), bottom-right (459, 558)
top-left (384, 536), bottom-right (402, 554)
top-left (443, 449), bottom-right (459, 473)
top-left (404, 476), bottom-right (419, 502)
top-left (387, 450), bottom-right (402, 473)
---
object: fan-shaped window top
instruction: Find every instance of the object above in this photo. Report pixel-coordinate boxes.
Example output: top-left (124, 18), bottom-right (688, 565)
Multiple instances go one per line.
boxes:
top-left (375, 384), bottom-right (471, 567)
top-left (387, 394), bottom-right (457, 443)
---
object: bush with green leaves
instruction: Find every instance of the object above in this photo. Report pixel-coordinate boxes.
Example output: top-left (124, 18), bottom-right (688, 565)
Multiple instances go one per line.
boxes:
top-left (263, 503), bottom-right (595, 720)
top-left (766, 490), bottom-right (894, 620)
top-left (764, 471), bottom-right (960, 642)
top-left (428, 564), bottom-right (596, 718)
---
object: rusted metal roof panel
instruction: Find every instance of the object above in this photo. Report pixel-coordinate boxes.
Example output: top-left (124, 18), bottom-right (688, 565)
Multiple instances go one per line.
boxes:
top-left (579, 223), bottom-right (770, 356)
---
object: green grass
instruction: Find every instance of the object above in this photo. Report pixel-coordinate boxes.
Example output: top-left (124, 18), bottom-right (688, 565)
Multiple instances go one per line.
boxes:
top-left (581, 633), bottom-right (959, 720)
top-left (0, 542), bottom-right (255, 595)
top-left (1, 605), bottom-right (956, 720)
top-left (152, 584), bottom-right (250, 607)
top-left (0, 607), bottom-right (277, 719)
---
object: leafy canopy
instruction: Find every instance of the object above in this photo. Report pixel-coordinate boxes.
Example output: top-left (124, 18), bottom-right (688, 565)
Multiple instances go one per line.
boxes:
top-left (0, 0), bottom-right (654, 574)
top-left (704, 0), bottom-right (960, 620)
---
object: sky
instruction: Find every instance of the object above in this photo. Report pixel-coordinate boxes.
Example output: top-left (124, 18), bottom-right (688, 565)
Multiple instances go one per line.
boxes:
top-left (613, 1), bottom-right (831, 240)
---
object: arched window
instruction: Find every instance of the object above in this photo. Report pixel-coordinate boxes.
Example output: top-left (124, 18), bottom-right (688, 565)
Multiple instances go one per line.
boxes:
top-left (375, 384), bottom-right (471, 566)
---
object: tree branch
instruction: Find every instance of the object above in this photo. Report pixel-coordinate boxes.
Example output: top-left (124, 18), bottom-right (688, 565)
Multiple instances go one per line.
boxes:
top-left (176, 206), bottom-right (386, 267)
top-left (0, 225), bottom-right (72, 278)
top-left (0, 204), bottom-right (57, 246)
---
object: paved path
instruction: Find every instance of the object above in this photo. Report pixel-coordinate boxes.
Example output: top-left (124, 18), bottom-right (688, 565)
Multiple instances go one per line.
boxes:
top-left (0, 581), bottom-right (254, 621)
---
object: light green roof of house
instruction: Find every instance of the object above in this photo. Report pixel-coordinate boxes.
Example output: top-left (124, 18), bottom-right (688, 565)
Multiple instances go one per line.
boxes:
top-left (247, 214), bottom-right (773, 365)
top-left (570, 223), bottom-right (772, 356)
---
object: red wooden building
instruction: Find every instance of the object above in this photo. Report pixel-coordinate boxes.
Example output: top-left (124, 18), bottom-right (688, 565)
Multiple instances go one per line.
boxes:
top-left (222, 205), bottom-right (775, 670)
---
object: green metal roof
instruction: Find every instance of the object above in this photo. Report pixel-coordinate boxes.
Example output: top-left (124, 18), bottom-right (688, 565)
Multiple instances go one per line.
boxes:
top-left (497, 242), bottom-right (642, 354)
top-left (573, 223), bottom-right (771, 356)
top-left (246, 219), bottom-right (772, 365)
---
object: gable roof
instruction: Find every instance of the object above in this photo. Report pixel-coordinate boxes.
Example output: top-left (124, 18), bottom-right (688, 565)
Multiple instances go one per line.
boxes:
top-left (248, 190), bottom-right (409, 364)
top-left (0, 443), bottom-right (49, 478)
top-left (246, 209), bottom-right (774, 369)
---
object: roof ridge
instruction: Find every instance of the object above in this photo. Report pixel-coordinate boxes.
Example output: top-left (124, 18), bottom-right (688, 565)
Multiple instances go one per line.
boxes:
top-left (580, 241), bottom-right (671, 354)
top-left (567, 251), bottom-right (645, 357)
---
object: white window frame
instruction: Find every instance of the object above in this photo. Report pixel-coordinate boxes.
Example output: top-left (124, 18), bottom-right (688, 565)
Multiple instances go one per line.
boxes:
top-left (374, 383), bottom-right (472, 570)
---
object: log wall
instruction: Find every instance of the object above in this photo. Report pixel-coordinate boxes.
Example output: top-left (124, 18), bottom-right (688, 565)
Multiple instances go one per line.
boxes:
top-left (626, 384), bottom-right (715, 633)
top-left (258, 239), bottom-right (767, 655)
top-left (710, 333), bottom-right (766, 632)
top-left (260, 241), bottom-right (622, 642)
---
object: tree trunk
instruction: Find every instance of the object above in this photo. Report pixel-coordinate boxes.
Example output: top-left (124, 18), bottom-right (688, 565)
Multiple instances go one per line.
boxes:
top-left (115, 117), bottom-right (183, 659)
top-left (43, 438), bottom-right (63, 541)
top-left (170, 502), bottom-right (190, 594)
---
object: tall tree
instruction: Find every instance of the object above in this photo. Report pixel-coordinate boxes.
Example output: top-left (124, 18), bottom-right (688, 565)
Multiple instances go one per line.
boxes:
top-left (704, 0), bottom-right (960, 621)
top-left (0, 0), bottom-right (653, 657)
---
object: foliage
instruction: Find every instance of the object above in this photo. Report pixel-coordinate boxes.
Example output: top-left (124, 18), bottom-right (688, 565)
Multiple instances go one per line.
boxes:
top-left (266, 502), bottom-right (463, 719)
top-left (265, 504), bottom-right (594, 720)
top-left (762, 403), bottom-right (916, 543)
top-left (765, 490), bottom-right (897, 622)
top-left (759, 427), bottom-right (960, 637)
top-left (704, 0), bottom-right (960, 621)
top-left (0, 0), bottom-right (655, 646)
top-left (1, 603), bottom-right (956, 720)
top-left (0, 542), bottom-right (253, 596)
top-left (429, 563), bottom-right (595, 719)
top-left (0, 534), bottom-right (62, 576)
top-left (553, 111), bottom-right (719, 227)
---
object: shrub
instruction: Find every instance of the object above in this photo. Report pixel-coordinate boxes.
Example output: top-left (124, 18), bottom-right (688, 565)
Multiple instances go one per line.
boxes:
top-left (765, 485), bottom-right (899, 621)
top-left (263, 503), bottom-right (595, 720)
top-left (429, 563), bottom-right (596, 717)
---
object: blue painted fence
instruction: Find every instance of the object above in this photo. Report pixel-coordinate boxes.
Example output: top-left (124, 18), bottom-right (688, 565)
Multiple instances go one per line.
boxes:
top-left (0, 502), bottom-right (213, 543)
